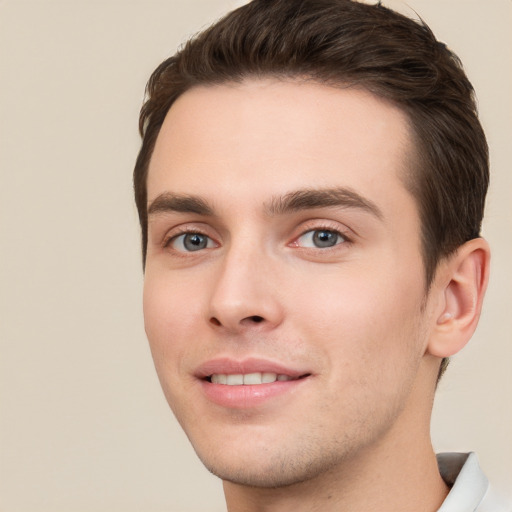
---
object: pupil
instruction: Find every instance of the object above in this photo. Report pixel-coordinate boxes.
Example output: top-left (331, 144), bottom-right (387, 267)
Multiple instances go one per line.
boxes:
top-left (313, 230), bottom-right (337, 248)
top-left (184, 233), bottom-right (207, 251)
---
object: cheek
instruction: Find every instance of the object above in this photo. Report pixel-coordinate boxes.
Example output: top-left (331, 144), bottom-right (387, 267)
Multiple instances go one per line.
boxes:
top-left (293, 265), bottom-right (425, 377)
top-left (143, 272), bottom-right (207, 422)
top-left (143, 272), bottom-right (203, 370)
top-left (296, 273), bottom-right (426, 434)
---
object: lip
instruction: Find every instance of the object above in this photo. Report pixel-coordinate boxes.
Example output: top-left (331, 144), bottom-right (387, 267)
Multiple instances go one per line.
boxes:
top-left (195, 357), bottom-right (309, 379)
top-left (195, 357), bottom-right (312, 409)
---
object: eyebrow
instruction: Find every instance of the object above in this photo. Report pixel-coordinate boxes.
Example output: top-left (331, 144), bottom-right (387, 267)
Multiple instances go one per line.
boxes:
top-left (265, 187), bottom-right (384, 219)
top-left (147, 187), bottom-right (383, 220)
top-left (148, 192), bottom-right (214, 217)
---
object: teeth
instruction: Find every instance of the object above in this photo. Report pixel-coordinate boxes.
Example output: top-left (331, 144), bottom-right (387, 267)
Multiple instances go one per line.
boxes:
top-left (244, 372), bottom-right (263, 385)
top-left (211, 374), bottom-right (227, 384)
top-left (226, 374), bottom-right (243, 385)
top-left (210, 372), bottom-right (295, 385)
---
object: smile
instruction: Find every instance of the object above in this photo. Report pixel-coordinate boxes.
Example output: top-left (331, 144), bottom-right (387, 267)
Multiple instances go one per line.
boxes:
top-left (208, 372), bottom-right (301, 385)
top-left (197, 359), bottom-right (312, 408)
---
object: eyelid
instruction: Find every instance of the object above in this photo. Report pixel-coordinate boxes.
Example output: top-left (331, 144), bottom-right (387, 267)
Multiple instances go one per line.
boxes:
top-left (162, 223), bottom-right (219, 249)
top-left (296, 229), bottom-right (346, 248)
top-left (170, 232), bottom-right (217, 252)
top-left (290, 219), bottom-right (354, 247)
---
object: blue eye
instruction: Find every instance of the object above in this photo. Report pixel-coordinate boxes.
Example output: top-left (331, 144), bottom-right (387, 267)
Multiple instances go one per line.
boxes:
top-left (297, 229), bottom-right (345, 248)
top-left (171, 233), bottom-right (215, 252)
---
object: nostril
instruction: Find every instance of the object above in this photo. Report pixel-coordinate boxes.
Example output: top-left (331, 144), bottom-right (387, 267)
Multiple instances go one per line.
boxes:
top-left (209, 315), bottom-right (265, 328)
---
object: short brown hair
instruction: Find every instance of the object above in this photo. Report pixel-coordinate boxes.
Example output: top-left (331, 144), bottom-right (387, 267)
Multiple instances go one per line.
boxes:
top-left (134, 0), bottom-right (489, 377)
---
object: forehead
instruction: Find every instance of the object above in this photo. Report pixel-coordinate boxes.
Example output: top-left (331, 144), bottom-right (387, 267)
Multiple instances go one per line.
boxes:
top-left (147, 79), bottom-right (415, 220)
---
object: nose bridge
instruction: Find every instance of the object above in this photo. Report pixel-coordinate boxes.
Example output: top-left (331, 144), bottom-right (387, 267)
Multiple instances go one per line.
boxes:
top-left (207, 231), bottom-right (282, 331)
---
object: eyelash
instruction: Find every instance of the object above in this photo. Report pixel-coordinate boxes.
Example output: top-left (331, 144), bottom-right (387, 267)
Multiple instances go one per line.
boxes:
top-left (161, 222), bottom-right (353, 254)
top-left (291, 224), bottom-right (353, 249)
top-left (163, 227), bottom-right (216, 249)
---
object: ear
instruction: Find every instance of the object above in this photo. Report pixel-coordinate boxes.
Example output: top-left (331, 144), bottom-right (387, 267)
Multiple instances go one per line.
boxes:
top-left (427, 238), bottom-right (490, 358)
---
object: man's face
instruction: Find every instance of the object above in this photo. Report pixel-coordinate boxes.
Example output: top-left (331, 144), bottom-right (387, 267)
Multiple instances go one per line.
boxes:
top-left (143, 79), bottom-right (435, 487)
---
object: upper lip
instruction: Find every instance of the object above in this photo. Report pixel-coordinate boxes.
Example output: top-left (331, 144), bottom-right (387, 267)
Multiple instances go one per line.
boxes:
top-left (195, 357), bottom-right (311, 379)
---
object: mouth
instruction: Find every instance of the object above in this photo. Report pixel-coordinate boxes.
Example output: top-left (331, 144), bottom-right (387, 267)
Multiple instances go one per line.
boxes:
top-left (205, 372), bottom-right (311, 385)
top-left (196, 358), bottom-right (312, 408)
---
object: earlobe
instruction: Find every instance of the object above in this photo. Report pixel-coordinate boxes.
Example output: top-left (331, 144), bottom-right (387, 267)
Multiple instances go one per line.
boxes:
top-left (427, 238), bottom-right (490, 358)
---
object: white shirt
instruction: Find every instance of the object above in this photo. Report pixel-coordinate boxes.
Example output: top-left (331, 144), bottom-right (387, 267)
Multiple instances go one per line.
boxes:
top-left (437, 452), bottom-right (511, 512)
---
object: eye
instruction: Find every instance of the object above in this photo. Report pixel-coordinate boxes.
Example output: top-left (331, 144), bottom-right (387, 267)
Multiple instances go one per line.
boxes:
top-left (296, 229), bottom-right (346, 248)
top-left (170, 232), bottom-right (216, 252)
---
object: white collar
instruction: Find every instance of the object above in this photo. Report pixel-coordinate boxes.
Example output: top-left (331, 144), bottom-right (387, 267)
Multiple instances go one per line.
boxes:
top-left (437, 452), bottom-right (489, 511)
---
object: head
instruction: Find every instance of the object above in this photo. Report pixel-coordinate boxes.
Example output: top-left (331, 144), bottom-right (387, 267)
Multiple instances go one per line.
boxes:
top-left (135, 0), bottom-right (490, 491)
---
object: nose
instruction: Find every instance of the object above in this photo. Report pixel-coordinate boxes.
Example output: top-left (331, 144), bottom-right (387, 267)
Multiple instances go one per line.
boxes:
top-left (207, 241), bottom-right (284, 334)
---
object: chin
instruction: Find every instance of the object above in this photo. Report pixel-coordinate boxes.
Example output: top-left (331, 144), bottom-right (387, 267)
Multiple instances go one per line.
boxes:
top-left (204, 461), bottom-right (322, 489)
top-left (196, 442), bottom-right (345, 489)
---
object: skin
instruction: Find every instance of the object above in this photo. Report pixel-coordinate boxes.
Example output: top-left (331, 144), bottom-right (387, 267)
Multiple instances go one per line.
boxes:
top-left (143, 79), bottom-right (489, 512)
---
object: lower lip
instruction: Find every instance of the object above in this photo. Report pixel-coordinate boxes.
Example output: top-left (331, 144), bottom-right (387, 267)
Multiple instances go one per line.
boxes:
top-left (200, 378), bottom-right (308, 409)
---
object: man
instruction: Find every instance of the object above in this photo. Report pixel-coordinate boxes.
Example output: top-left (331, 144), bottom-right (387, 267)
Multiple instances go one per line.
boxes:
top-left (133, 1), bottom-right (505, 510)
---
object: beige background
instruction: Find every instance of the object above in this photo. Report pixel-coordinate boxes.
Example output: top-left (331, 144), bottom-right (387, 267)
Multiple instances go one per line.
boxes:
top-left (0, 0), bottom-right (510, 510)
